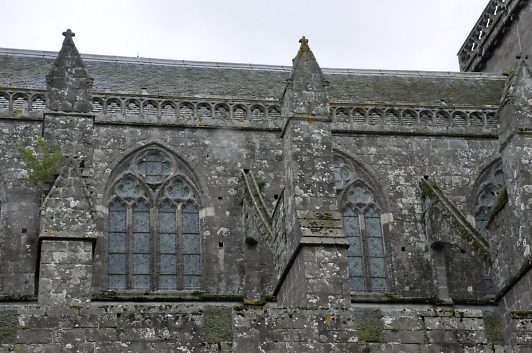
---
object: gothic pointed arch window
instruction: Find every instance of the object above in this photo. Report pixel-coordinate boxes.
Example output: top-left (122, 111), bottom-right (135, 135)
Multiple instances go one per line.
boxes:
top-left (334, 155), bottom-right (388, 292)
top-left (474, 159), bottom-right (504, 235)
top-left (472, 159), bottom-right (505, 294)
top-left (107, 147), bottom-right (201, 291)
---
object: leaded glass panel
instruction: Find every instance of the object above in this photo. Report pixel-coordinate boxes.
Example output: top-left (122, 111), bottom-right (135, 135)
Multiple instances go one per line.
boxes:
top-left (365, 212), bottom-right (382, 238)
top-left (168, 180), bottom-right (191, 199)
top-left (183, 255), bottom-right (201, 275)
top-left (109, 234), bottom-right (126, 253)
top-left (347, 236), bottom-right (362, 257)
top-left (350, 276), bottom-right (365, 292)
top-left (109, 211), bottom-right (126, 232)
top-left (133, 204), bottom-right (150, 232)
top-left (369, 258), bottom-right (386, 277)
top-left (183, 233), bottom-right (200, 254)
top-left (132, 254), bottom-right (150, 274)
top-left (158, 208), bottom-right (176, 233)
top-left (109, 254), bottom-right (126, 273)
top-left (109, 275), bottom-right (126, 289)
top-left (184, 275), bottom-right (201, 290)
top-left (160, 234), bottom-right (176, 252)
top-left (367, 238), bottom-right (384, 257)
top-left (132, 275), bottom-right (150, 289)
top-left (349, 257), bottom-right (364, 276)
top-left (370, 278), bottom-right (387, 292)
top-left (182, 210), bottom-right (199, 233)
top-left (160, 254), bottom-right (177, 274)
top-left (118, 176), bottom-right (142, 198)
top-left (133, 233), bottom-right (150, 253)
top-left (159, 275), bottom-right (178, 290)
top-left (138, 151), bottom-right (170, 183)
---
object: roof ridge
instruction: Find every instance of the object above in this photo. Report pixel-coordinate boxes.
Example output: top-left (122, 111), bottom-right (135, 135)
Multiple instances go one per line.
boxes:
top-left (0, 47), bottom-right (506, 79)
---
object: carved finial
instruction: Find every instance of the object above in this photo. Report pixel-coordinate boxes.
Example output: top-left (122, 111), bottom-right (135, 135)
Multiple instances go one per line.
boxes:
top-left (299, 36), bottom-right (309, 49)
top-left (62, 29), bottom-right (75, 38)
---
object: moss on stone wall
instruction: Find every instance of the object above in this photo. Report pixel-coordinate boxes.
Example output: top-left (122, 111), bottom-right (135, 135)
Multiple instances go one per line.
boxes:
top-left (0, 310), bottom-right (18, 344)
top-left (203, 306), bottom-right (233, 344)
top-left (483, 311), bottom-right (504, 343)
top-left (354, 308), bottom-right (382, 342)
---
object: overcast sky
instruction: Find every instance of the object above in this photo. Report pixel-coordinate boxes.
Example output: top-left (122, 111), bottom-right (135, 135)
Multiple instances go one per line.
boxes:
top-left (0, 0), bottom-right (489, 71)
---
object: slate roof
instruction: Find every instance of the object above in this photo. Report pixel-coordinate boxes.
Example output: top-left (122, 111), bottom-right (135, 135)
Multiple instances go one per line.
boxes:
top-left (0, 48), bottom-right (507, 107)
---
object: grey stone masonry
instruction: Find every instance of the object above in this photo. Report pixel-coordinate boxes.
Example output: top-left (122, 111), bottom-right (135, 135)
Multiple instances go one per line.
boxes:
top-left (46, 29), bottom-right (93, 113)
top-left (276, 37), bottom-right (349, 308)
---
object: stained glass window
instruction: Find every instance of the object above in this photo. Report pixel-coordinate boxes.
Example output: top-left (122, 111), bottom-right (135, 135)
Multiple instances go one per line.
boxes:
top-left (107, 148), bottom-right (201, 291)
top-left (340, 181), bottom-right (388, 293)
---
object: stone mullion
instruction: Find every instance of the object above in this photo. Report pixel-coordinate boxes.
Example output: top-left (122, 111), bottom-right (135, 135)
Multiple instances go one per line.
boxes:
top-left (359, 208), bottom-right (370, 292)
top-left (151, 204), bottom-right (158, 291)
top-left (177, 205), bottom-right (184, 290)
top-left (126, 206), bottom-right (133, 290)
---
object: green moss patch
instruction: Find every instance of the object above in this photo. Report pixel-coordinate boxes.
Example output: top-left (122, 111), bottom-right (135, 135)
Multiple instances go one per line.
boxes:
top-left (483, 311), bottom-right (504, 343)
top-left (354, 308), bottom-right (382, 342)
top-left (0, 310), bottom-right (18, 344)
top-left (203, 306), bottom-right (233, 344)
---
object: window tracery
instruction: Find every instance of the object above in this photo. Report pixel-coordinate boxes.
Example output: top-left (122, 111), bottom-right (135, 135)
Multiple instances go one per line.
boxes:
top-left (334, 155), bottom-right (388, 293)
top-left (107, 147), bottom-right (200, 291)
top-left (473, 159), bottom-right (504, 294)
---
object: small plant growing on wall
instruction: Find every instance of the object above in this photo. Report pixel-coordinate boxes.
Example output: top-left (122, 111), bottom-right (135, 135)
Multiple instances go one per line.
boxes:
top-left (17, 136), bottom-right (62, 185)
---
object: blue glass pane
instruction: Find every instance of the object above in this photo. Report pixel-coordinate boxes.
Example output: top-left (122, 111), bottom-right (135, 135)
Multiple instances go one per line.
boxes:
top-left (182, 233), bottom-right (200, 254)
top-left (133, 233), bottom-right (150, 253)
top-left (109, 233), bottom-right (126, 253)
top-left (343, 215), bottom-right (360, 237)
top-left (119, 177), bottom-right (141, 198)
top-left (342, 208), bottom-right (355, 217)
top-left (109, 254), bottom-right (126, 274)
top-left (139, 152), bottom-right (170, 183)
top-left (133, 254), bottom-right (150, 274)
top-left (476, 220), bottom-right (487, 235)
top-left (182, 211), bottom-right (199, 233)
top-left (347, 186), bottom-right (372, 205)
top-left (347, 236), bottom-right (362, 257)
top-left (184, 275), bottom-right (201, 290)
top-left (160, 234), bottom-right (176, 253)
top-left (183, 255), bottom-right (201, 275)
top-left (168, 180), bottom-right (190, 199)
top-left (110, 201), bottom-right (126, 211)
top-left (109, 275), bottom-right (126, 289)
top-left (160, 254), bottom-right (177, 274)
top-left (158, 210), bottom-right (176, 233)
top-left (133, 206), bottom-right (150, 232)
top-left (350, 276), bottom-right (365, 292)
top-left (370, 278), bottom-right (387, 292)
top-left (348, 257), bottom-right (364, 276)
top-left (368, 237), bottom-right (384, 257)
top-left (132, 275), bottom-right (150, 289)
top-left (109, 210), bottom-right (126, 232)
top-left (365, 216), bottom-right (382, 238)
top-left (159, 275), bottom-right (177, 290)
top-left (182, 203), bottom-right (197, 213)
top-left (369, 258), bottom-right (386, 277)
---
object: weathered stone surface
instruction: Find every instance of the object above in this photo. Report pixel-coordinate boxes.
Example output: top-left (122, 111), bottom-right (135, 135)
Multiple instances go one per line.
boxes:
top-left (0, 3), bottom-right (531, 351)
top-left (46, 29), bottom-right (93, 113)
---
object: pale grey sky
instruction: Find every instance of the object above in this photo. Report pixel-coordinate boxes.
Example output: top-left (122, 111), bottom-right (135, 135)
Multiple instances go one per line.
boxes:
top-left (0, 0), bottom-right (488, 71)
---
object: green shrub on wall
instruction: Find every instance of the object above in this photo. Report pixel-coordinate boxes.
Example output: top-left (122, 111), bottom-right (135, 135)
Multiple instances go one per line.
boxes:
top-left (17, 136), bottom-right (62, 185)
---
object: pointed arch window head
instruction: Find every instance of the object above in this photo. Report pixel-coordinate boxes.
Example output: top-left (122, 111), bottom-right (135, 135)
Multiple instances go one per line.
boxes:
top-left (334, 155), bottom-right (388, 293)
top-left (107, 147), bottom-right (201, 291)
top-left (137, 150), bottom-right (171, 183)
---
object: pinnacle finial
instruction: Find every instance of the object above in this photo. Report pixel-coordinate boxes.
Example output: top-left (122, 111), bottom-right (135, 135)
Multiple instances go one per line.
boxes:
top-left (62, 29), bottom-right (75, 38)
top-left (299, 36), bottom-right (309, 48)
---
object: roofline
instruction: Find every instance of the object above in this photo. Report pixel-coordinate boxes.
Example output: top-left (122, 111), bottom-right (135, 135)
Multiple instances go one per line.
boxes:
top-left (0, 47), bottom-right (505, 79)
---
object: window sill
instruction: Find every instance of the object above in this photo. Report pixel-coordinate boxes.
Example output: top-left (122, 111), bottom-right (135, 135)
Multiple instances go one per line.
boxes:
top-left (92, 290), bottom-right (244, 302)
